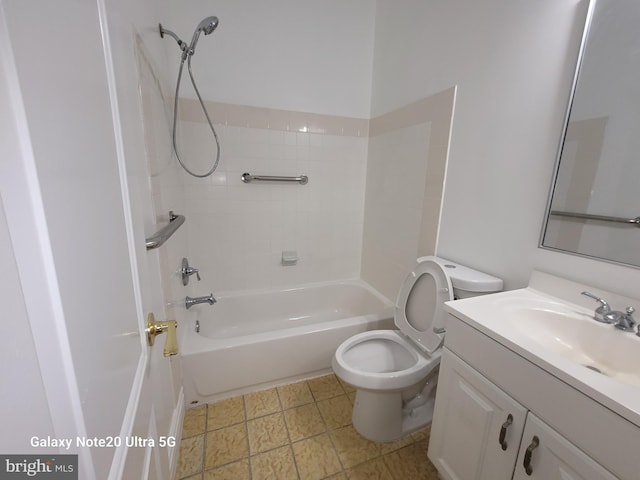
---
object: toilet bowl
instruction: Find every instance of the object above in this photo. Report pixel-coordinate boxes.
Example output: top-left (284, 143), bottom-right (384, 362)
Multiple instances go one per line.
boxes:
top-left (332, 256), bottom-right (502, 442)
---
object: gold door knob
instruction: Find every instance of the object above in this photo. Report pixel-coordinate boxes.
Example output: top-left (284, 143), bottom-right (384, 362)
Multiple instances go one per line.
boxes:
top-left (146, 313), bottom-right (178, 357)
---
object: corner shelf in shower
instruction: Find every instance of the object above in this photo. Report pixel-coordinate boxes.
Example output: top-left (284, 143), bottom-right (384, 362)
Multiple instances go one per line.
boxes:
top-left (145, 211), bottom-right (185, 250)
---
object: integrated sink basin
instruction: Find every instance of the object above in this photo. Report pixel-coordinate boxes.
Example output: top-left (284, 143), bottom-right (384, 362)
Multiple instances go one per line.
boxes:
top-left (500, 297), bottom-right (640, 386)
top-left (443, 270), bottom-right (640, 425)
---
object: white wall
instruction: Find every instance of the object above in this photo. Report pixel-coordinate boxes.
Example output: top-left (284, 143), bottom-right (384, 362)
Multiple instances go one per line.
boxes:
top-left (157, 0), bottom-right (376, 293)
top-left (159, 0), bottom-right (375, 118)
top-left (159, 0), bottom-right (640, 300)
top-left (0, 26), bottom-right (55, 448)
top-left (370, 0), bottom-right (640, 297)
top-left (436, 0), bottom-right (586, 289)
top-left (0, 203), bottom-right (56, 453)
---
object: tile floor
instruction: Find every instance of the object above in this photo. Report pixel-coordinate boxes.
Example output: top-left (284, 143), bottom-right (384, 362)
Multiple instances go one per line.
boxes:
top-left (176, 374), bottom-right (440, 479)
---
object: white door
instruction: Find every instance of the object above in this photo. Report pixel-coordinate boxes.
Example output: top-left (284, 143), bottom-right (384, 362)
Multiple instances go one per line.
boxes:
top-left (428, 348), bottom-right (527, 480)
top-left (1, 1), bottom-right (180, 478)
top-left (513, 414), bottom-right (618, 480)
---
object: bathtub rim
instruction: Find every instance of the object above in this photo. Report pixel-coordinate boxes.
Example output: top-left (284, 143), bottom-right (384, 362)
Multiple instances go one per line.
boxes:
top-left (210, 277), bottom-right (393, 304)
top-left (180, 278), bottom-right (394, 355)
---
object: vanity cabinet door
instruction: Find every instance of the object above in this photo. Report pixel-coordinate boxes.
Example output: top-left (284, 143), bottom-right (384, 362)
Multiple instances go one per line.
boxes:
top-left (513, 413), bottom-right (617, 480)
top-left (428, 348), bottom-right (527, 480)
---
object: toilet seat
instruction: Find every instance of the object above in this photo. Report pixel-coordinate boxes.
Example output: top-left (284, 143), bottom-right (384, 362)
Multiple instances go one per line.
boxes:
top-left (332, 330), bottom-right (440, 391)
top-left (394, 256), bottom-right (453, 355)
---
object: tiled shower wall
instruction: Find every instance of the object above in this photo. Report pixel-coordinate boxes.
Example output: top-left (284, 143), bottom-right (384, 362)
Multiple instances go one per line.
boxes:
top-left (362, 88), bottom-right (456, 301)
top-left (178, 87), bottom-right (454, 296)
top-left (180, 101), bottom-right (369, 293)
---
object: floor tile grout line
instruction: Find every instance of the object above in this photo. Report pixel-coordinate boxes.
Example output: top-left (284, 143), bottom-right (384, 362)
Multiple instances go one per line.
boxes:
top-left (242, 394), bottom-right (253, 480)
top-left (325, 426), bottom-right (348, 475)
top-left (306, 380), bottom-right (349, 476)
top-left (198, 404), bottom-right (207, 479)
top-left (274, 384), bottom-right (303, 479)
top-left (314, 393), bottom-right (350, 471)
top-left (308, 379), bottom-right (361, 476)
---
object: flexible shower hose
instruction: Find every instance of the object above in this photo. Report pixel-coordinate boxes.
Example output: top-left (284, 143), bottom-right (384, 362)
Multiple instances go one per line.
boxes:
top-left (171, 54), bottom-right (221, 178)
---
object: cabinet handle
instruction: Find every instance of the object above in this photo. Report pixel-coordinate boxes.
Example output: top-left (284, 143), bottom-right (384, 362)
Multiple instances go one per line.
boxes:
top-left (523, 435), bottom-right (540, 476)
top-left (499, 414), bottom-right (514, 451)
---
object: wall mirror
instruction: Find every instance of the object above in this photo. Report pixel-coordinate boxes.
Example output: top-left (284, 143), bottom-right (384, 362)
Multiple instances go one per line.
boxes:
top-left (541, 0), bottom-right (640, 267)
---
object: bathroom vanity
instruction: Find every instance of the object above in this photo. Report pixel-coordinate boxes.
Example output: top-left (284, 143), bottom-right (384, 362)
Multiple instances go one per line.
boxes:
top-left (427, 271), bottom-right (640, 480)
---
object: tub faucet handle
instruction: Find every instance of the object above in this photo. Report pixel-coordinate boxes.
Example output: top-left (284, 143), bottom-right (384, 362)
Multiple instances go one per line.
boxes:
top-left (182, 257), bottom-right (201, 285)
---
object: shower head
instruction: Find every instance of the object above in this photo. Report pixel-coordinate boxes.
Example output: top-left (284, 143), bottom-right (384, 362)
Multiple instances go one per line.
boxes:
top-left (188, 16), bottom-right (219, 56)
top-left (197, 16), bottom-right (219, 35)
top-left (160, 16), bottom-right (219, 59)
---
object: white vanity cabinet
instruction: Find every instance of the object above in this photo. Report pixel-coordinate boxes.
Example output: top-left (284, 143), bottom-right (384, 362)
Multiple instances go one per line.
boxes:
top-left (429, 348), bottom-right (618, 480)
top-left (428, 310), bottom-right (639, 480)
top-left (428, 349), bottom-right (526, 480)
top-left (513, 413), bottom-right (616, 480)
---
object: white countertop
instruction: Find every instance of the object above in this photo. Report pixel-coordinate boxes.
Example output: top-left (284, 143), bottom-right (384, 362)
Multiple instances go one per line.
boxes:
top-left (444, 271), bottom-right (640, 428)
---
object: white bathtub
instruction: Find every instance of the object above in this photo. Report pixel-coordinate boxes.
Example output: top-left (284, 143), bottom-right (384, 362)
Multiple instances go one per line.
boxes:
top-left (181, 279), bottom-right (394, 404)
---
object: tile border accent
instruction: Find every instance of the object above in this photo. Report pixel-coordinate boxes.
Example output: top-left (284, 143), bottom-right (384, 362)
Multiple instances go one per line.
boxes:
top-left (178, 86), bottom-right (456, 138)
top-left (369, 86), bottom-right (456, 138)
top-left (179, 98), bottom-right (369, 137)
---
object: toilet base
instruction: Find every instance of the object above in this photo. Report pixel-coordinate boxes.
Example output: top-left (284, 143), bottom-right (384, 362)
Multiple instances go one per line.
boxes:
top-left (352, 380), bottom-right (437, 443)
top-left (401, 395), bottom-right (435, 436)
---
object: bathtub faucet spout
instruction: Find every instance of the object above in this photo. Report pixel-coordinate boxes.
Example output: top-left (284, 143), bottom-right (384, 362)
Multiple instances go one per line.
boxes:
top-left (185, 294), bottom-right (216, 309)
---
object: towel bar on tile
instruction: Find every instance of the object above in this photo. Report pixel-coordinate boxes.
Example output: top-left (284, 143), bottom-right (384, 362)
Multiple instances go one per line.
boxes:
top-left (145, 211), bottom-right (186, 250)
top-left (241, 172), bottom-right (308, 185)
top-left (550, 211), bottom-right (640, 227)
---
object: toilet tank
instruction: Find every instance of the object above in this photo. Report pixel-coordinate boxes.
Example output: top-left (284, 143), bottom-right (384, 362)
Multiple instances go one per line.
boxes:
top-left (436, 258), bottom-right (503, 299)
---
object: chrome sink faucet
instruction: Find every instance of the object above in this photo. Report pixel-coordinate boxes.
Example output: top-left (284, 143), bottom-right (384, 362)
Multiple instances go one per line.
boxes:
top-left (185, 294), bottom-right (216, 309)
top-left (581, 291), bottom-right (636, 332)
top-left (581, 291), bottom-right (620, 324)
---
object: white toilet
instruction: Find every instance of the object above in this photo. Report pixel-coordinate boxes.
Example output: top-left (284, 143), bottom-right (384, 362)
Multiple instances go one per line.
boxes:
top-left (332, 256), bottom-right (502, 442)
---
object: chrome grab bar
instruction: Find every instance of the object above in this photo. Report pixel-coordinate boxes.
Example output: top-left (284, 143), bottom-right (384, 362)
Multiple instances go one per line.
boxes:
top-left (241, 172), bottom-right (308, 185)
top-left (550, 211), bottom-right (640, 227)
top-left (145, 211), bottom-right (185, 250)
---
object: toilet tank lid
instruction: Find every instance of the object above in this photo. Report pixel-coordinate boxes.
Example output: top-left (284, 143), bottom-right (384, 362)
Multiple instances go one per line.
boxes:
top-left (420, 256), bottom-right (503, 293)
